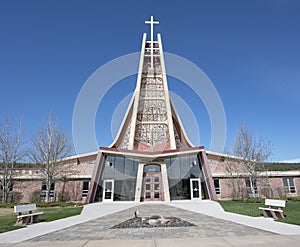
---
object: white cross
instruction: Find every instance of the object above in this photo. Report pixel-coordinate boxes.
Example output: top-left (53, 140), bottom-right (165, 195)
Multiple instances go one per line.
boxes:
top-left (145, 16), bottom-right (159, 69)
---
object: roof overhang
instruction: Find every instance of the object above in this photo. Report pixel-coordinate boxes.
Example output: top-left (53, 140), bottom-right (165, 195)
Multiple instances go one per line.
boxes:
top-left (99, 146), bottom-right (205, 160)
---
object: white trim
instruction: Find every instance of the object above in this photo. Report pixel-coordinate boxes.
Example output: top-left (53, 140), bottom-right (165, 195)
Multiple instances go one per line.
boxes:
top-left (206, 150), bottom-right (243, 161)
top-left (58, 151), bottom-right (99, 162)
top-left (190, 178), bottom-right (202, 200)
top-left (161, 163), bottom-right (170, 202)
top-left (109, 33), bottom-right (147, 149)
top-left (103, 179), bottom-right (114, 202)
top-left (127, 33), bottom-right (147, 149)
top-left (169, 99), bottom-right (194, 147)
top-left (157, 34), bottom-right (176, 150)
top-left (134, 163), bottom-right (145, 202)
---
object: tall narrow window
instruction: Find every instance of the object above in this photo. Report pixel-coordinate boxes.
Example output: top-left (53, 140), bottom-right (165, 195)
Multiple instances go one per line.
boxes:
top-left (283, 177), bottom-right (296, 194)
top-left (245, 178), bottom-right (258, 195)
top-left (214, 179), bottom-right (220, 194)
top-left (0, 184), bottom-right (13, 191)
top-left (41, 183), bottom-right (55, 198)
top-left (82, 181), bottom-right (89, 197)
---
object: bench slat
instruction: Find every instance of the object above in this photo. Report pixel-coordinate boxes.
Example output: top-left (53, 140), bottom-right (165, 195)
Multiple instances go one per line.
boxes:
top-left (259, 207), bottom-right (283, 213)
top-left (17, 212), bottom-right (44, 219)
top-left (14, 204), bottom-right (37, 213)
top-left (265, 199), bottom-right (286, 208)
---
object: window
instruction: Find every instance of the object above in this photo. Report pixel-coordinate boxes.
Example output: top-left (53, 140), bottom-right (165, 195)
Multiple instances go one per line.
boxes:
top-left (0, 184), bottom-right (13, 192)
top-left (144, 164), bottom-right (161, 173)
top-left (100, 155), bottom-right (139, 202)
top-left (283, 178), bottom-right (296, 194)
top-left (9, 183), bottom-right (13, 192)
top-left (245, 178), bottom-right (258, 195)
top-left (41, 183), bottom-right (55, 198)
top-left (166, 155), bottom-right (203, 200)
top-left (145, 192), bottom-right (151, 199)
top-left (214, 179), bottom-right (220, 194)
top-left (82, 181), bottom-right (89, 197)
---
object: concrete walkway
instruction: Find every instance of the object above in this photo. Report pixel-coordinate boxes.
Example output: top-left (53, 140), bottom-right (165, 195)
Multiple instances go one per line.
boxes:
top-left (0, 200), bottom-right (299, 246)
top-left (168, 200), bottom-right (300, 235)
top-left (0, 202), bottom-right (138, 244)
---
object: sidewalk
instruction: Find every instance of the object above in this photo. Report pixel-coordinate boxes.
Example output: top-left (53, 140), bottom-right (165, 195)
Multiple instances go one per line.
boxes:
top-left (0, 202), bottom-right (138, 243)
top-left (2, 235), bottom-right (300, 247)
top-left (168, 200), bottom-right (300, 235)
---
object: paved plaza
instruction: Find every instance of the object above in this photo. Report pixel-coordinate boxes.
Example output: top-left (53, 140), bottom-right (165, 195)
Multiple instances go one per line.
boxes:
top-left (26, 204), bottom-right (275, 240)
top-left (0, 201), bottom-right (300, 246)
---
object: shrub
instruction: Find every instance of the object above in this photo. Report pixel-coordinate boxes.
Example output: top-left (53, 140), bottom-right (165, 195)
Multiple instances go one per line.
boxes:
top-left (31, 190), bottom-right (42, 202)
top-left (286, 196), bottom-right (300, 202)
top-left (35, 201), bottom-right (83, 208)
top-left (58, 191), bottom-right (70, 202)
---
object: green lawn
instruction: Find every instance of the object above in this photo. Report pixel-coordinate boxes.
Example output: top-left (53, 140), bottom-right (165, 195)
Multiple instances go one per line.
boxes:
top-left (219, 199), bottom-right (300, 226)
top-left (0, 206), bottom-right (83, 234)
top-left (39, 206), bottom-right (83, 222)
top-left (0, 214), bottom-right (24, 234)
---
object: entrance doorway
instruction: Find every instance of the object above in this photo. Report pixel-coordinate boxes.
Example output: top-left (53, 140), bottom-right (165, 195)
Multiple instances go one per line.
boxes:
top-left (190, 178), bottom-right (201, 200)
top-left (103, 179), bottom-right (114, 202)
top-left (142, 164), bottom-right (163, 201)
top-left (142, 172), bottom-right (162, 201)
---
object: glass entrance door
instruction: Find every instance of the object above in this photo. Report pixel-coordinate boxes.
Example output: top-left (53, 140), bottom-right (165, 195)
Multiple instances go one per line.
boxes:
top-left (142, 172), bottom-right (162, 201)
top-left (190, 178), bottom-right (201, 200)
top-left (103, 179), bottom-right (114, 202)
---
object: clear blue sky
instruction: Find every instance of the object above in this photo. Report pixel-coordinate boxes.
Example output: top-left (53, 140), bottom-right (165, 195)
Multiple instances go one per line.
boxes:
top-left (0, 1), bottom-right (299, 162)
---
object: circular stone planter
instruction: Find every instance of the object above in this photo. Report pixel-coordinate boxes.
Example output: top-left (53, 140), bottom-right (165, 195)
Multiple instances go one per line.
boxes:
top-left (111, 215), bottom-right (195, 228)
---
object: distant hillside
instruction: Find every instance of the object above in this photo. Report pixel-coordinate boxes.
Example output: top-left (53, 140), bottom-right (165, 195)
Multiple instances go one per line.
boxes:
top-left (2, 162), bottom-right (300, 171)
top-left (0, 163), bottom-right (42, 169)
top-left (258, 163), bottom-right (300, 171)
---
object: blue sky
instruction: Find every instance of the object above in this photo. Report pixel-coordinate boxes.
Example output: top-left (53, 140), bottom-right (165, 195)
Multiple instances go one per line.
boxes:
top-left (0, 1), bottom-right (299, 162)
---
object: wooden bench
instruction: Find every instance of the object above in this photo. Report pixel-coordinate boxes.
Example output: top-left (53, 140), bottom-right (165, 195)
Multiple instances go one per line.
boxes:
top-left (259, 199), bottom-right (286, 220)
top-left (14, 204), bottom-right (44, 226)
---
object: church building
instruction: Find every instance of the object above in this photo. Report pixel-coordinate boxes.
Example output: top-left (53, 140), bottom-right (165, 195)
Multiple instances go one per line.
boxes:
top-left (5, 17), bottom-right (300, 204)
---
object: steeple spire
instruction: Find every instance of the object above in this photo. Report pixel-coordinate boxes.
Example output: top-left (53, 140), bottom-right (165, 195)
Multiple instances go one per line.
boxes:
top-left (110, 18), bottom-right (193, 152)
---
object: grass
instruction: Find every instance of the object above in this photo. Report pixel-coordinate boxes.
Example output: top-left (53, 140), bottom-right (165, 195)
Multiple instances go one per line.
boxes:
top-left (39, 206), bottom-right (83, 222)
top-left (219, 198), bottom-right (300, 226)
top-left (0, 204), bottom-right (83, 234)
top-left (0, 213), bottom-right (24, 233)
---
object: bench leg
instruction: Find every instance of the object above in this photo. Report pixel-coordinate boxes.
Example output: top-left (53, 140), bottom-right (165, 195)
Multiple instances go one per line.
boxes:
top-left (15, 216), bottom-right (30, 226)
top-left (32, 215), bottom-right (39, 223)
top-left (269, 211), bottom-right (278, 220)
top-left (262, 210), bottom-right (269, 218)
top-left (275, 211), bottom-right (285, 219)
top-left (15, 218), bottom-right (23, 226)
top-left (262, 210), bottom-right (273, 218)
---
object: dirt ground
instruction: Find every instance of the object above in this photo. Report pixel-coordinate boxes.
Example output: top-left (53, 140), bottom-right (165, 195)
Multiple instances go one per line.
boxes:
top-left (0, 208), bottom-right (14, 216)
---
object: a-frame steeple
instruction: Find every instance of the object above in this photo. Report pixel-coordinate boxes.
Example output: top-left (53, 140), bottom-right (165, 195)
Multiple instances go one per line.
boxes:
top-left (110, 17), bottom-right (193, 152)
top-left (87, 17), bottom-right (218, 204)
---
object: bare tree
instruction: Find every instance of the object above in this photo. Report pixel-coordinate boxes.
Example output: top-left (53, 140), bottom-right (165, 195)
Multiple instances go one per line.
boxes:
top-left (223, 158), bottom-right (244, 199)
top-left (0, 117), bottom-right (23, 203)
top-left (233, 124), bottom-right (272, 197)
top-left (28, 114), bottom-right (72, 203)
